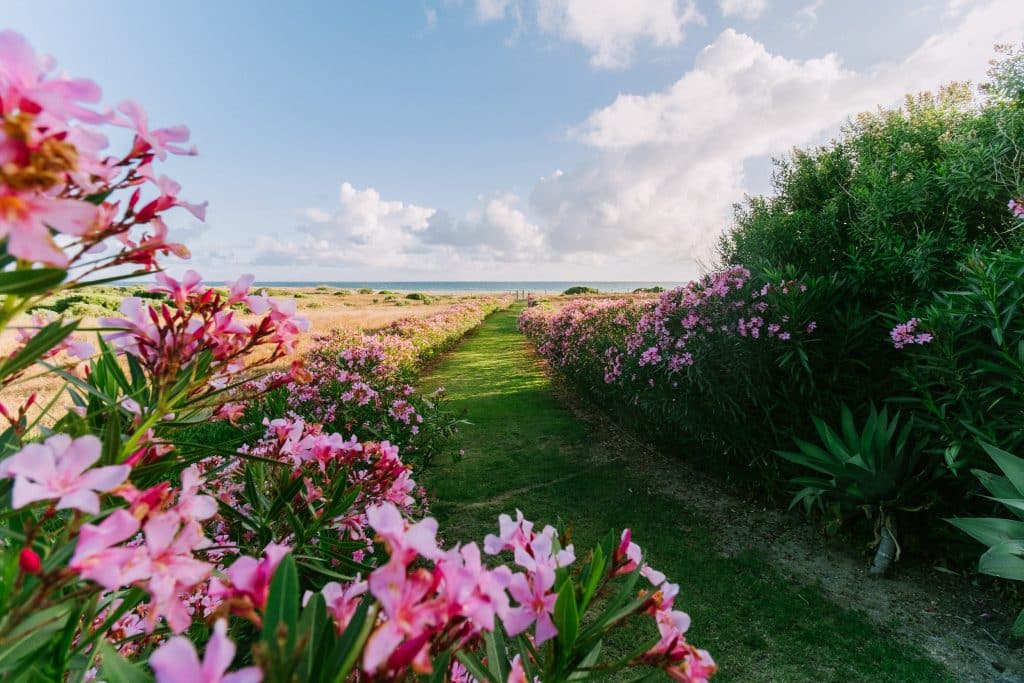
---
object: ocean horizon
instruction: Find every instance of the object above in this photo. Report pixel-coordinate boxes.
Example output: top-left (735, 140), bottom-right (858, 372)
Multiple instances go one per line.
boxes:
top-left (202, 281), bottom-right (681, 294)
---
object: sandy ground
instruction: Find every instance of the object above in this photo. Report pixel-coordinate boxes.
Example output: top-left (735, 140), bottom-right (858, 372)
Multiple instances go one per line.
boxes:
top-left (0, 286), bottom-right (490, 419)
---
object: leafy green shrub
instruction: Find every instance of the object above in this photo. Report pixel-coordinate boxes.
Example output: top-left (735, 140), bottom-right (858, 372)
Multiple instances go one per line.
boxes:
top-left (357, 287), bottom-right (374, 294)
top-left (777, 404), bottom-right (943, 573)
top-left (948, 441), bottom-right (1024, 635)
top-left (895, 249), bottom-right (1024, 475)
top-left (562, 286), bottom-right (598, 295)
top-left (406, 292), bottom-right (432, 303)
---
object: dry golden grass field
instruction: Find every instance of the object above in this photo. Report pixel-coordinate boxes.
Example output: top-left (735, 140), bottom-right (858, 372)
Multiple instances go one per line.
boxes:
top-left (0, 285), bottom-right (497, 421)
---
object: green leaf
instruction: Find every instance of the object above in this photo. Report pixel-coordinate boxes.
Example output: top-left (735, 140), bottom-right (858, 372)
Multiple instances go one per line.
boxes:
top-left (947, 517), bottom-right (1024, 547)
top-left (978, 545), bottom-right (1024, 581)
top-left (95, 640), bottom-right (153, 683)
top-left (262, 552), bottom-right (300, 648)
top-left (0, 320), bottom-right (78, 380)
top-left (454, 650), bottom-right (498, 683)
top-left (982, 442), bottom-right (1024, 497)
top-left (0, 268), bottom-right (65, 295)
top-left (553, 580), bottom-right (579, 652)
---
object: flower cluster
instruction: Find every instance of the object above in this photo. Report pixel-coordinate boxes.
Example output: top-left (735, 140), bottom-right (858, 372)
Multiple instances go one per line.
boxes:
top-left (99, 270), bottom-right (309, 398)
top-left (1009, 198), bottom-right (1024, 219)
top-left (521, 266), bottom-right (811, 397)
top-left (890, 318), bottom-right (934, 349)
top-left (0, 30), bottom-right (198, 272)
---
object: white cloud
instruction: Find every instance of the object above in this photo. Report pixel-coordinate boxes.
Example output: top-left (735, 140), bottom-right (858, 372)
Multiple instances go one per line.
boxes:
top-left (421, 193), bottom-right (544, 258)
top-left (425, 7), bottom-right (438, 29)
top-left (535, 0), bottom-right (704, 69)
top-left (793, 0), bottom-right (824, 29)
top-left (529, 0), bottom-right (1024, 274)
top-left (250, 185), bottom-right (546, 272)
top-left (475, 0), bottom-right (516, 21)
top-left (718, 0), bottom-right (767, 21)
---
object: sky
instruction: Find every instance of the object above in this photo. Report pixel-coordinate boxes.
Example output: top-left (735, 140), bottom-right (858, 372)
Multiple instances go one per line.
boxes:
top-left (4, 0), bottom-right (1024, 281)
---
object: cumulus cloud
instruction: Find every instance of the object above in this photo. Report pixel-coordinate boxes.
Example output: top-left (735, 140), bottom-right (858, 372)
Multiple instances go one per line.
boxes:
top-left (472, 0), bottom-right (704, 69)
top-left (535, 0), bottom-right (704, 69)
top-left (248, 184), bottom-right (546, 272)
top-left (718, 0), bottom-right (767, 21)
top-left (530, 0), bottom-right (1024, 274)
top-left (421, 193), bottom-right (544, 258)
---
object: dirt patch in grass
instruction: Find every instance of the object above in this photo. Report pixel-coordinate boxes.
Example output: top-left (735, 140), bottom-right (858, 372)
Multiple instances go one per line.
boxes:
top-left (541, 362), bottom-right (1024, 682)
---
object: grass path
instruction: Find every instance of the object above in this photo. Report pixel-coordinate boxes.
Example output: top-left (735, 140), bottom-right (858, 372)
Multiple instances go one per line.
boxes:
top-left (418, 307), bottom-right (952, 682)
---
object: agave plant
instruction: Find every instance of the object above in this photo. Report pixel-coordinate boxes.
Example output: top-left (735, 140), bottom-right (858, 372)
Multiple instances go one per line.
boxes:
top-left (776, 404), bottom-right (942, 575)
top-left (948, 442), bottom-right (1024, 636)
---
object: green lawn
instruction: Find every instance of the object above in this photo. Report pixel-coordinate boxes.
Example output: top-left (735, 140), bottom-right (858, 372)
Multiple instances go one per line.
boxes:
top-left (418, 306), bottom-right (951, 682)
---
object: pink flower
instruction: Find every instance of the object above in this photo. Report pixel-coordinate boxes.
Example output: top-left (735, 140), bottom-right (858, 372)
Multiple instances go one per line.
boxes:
top-left (209, 542), bottom-right (290, 611)
top-left (0, 434), bottom-right (129, 514)
top-left (364, 562), bottom-right (438, 674)
top-left (367, 502), bottom-right (443, 564)
top-left (0, 30), bottom-right (106, 125)
top-left (70, 509), bottom-right (147, 589)
top-left (306, 580), bottom-right (368, 632)
top-left (225, 274), bottom-right (255, 304)
top-left (149, 619), bottom-right (261, 683)
top-left (507, 655), bottom-right (532, 683)
top-left (117, 99), bottom-right (197, 160)
top-left (890, 318), bottom-right (933, 349)
top-left (1009, 198), bottom-right (1024, 219)
top-left (152, 270), bottom-right (203, 307)
top-left (142, 513), bottom-right (214, 632)
top-left (503, 565), bottom-right (558, 644)
top-left (0, 187), bottom-right (98, 266)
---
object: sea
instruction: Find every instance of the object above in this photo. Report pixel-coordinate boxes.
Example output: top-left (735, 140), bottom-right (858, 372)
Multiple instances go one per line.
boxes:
top-left (224, 281), bottom-right (681, 294)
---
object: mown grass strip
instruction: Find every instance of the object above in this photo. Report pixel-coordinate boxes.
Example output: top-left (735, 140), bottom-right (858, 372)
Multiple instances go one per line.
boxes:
top-left (418, 306), bottom-right (951, 682)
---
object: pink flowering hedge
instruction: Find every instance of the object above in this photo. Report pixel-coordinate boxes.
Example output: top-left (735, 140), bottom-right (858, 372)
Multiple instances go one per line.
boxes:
top-left (0, 31), bottom-right (715, 682)
top-left (520, 266), bottom-right (824, 480)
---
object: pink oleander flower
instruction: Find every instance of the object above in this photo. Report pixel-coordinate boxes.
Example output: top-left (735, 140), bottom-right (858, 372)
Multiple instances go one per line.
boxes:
top-left (142, 512), bottom-right (214, 633)
top-left (364, 560), bottom-right (439, 674)
top-left (0, 187), bottom-right (99, 266)
top-left (306, 580), bottom-right (369, 632)
top-left (70, 508), bottom-right (147, 589)
top-left (149, 618), bottom-right (261, 683)
top-left (116, 98), bottom-right (197, 161)
top-left (225, 274), bottom-right (255, 304)
top-left (209, 542), bottom-right (291, 612)
top-left (152, 270), bottom-right (203, 307)
top-left (613, 528), bottom-right (643, 575)
top-left (890, 318), bottom-right (933, 349)
top-left (507, 655), bottom-right (534, 683)
top-left (0, 434), bottom-right (129, 514)
top-left (1009, 198), bottom-right (1024, 219)
top-left (367, 502), bottom-right (443, 564)
top-left (503, 564), bottom-right (557, 644)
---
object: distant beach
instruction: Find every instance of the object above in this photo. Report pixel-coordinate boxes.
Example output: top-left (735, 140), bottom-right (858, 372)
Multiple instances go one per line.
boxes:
top-left (219, 281), bottom-right (680, 294)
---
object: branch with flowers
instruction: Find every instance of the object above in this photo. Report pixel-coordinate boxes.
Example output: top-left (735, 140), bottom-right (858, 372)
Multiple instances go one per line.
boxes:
top-left (0, 30), bottom-right (714, 683)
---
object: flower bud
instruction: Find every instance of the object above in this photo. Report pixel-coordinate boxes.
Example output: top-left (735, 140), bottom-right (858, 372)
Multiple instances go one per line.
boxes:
top-left (19, 547), bottom-right (41, 574)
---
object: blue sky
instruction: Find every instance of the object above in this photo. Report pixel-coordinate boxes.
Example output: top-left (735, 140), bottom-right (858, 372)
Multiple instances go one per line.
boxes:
top-left (5, 0), bottom-right (1023, 280)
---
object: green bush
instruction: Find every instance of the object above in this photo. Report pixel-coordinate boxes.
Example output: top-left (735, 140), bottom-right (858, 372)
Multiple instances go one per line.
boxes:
top-left (895, 249), bottom-right (1024, 475)
top-left (357, 287), bottom-right (374, 294)
top-left (406, 292), bottom-right (432, 303)
top-left (562, 286), bottom-right (598, 295)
